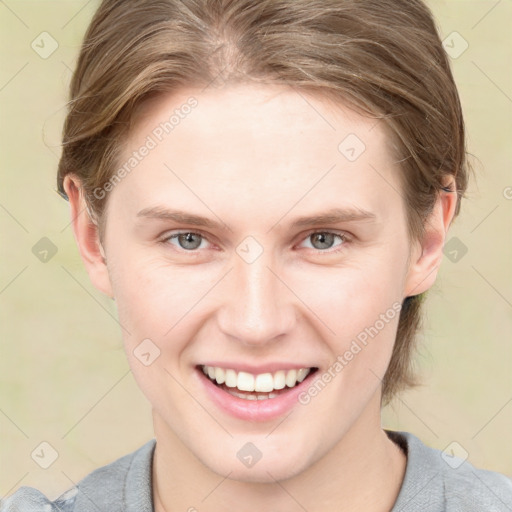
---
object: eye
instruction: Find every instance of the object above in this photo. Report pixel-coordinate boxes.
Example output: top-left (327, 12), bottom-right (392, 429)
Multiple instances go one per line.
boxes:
top-left (298, 231), bottom-right (348, 252)
top-left (159, 230), bottom-right (349, 254)
top-left (162, 231), bottom-right (210, 251)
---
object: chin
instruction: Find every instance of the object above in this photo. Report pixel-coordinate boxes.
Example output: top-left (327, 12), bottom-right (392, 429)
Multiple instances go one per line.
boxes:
top-left (203, 449), bottom-right (311, 484)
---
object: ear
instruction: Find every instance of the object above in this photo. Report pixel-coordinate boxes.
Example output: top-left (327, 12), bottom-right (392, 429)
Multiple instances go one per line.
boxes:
top-left (403, 176), bottom-right (458, 297)
top-left (63, 174), bottom-right (114, 299)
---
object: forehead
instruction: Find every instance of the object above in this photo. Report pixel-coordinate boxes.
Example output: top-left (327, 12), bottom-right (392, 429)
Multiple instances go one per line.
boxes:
top-left (114, 83), bottom-right (402, 223)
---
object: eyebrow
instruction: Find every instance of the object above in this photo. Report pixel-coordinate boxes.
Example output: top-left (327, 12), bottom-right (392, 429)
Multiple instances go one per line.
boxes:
top-left (136, 206), bottom-right (377, 231)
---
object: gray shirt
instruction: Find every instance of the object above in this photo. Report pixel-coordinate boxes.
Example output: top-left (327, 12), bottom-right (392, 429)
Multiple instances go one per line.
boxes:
top-left (2, 430), bottom-right (511, 511)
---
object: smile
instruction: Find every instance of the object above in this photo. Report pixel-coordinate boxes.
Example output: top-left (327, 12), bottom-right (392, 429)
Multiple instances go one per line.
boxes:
top-left (196, 361), bottom-right (320, 421)
top-left (201, 364), bottom-right (315, 399)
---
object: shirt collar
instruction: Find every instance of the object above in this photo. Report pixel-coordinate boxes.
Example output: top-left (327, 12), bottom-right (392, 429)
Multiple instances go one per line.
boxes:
top-left (72, 438), bottom-right (156, 512)
top-left (387, 430), bottom-right (445, 511)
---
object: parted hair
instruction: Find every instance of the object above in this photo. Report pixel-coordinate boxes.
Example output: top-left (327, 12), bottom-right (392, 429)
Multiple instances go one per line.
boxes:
top-left (57, 0), bottom-right (469, 405)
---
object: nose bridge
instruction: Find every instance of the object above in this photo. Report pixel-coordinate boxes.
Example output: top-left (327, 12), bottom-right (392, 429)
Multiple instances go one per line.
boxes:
top-left (217, 247), bottom-right (295, 345)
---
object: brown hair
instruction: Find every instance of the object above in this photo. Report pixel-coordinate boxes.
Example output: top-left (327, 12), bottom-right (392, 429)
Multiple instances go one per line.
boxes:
top-left (57, 0), bottom-right (469, 405)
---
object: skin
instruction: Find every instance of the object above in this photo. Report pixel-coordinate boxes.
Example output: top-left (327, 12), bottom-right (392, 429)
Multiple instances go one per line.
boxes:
top-left (64, 82), bottom-right (457, 511)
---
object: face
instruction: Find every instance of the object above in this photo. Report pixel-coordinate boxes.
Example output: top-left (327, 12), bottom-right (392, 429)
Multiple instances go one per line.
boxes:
top-left (83, 83), bottom-right (425, 482)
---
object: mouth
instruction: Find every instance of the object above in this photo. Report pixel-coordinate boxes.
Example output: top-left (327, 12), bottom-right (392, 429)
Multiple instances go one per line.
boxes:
top-left (197, 364), bottom-right (319, 401)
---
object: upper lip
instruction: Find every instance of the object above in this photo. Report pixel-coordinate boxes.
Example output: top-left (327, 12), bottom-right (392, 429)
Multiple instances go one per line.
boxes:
top-left (198, 362), bottom-right (318, 374)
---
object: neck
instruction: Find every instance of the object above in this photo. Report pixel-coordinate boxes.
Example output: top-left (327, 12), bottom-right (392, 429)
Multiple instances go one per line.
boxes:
top-left (152, 394), bottom-right (406, 512)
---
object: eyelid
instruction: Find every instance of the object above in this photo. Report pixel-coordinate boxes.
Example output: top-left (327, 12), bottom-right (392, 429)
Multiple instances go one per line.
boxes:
top-left (158, 228), bottom-right (351, 253)
top-left (295, 229), bottom-right (351, 253)
top-left (158, 229), bottom-right (217, 250)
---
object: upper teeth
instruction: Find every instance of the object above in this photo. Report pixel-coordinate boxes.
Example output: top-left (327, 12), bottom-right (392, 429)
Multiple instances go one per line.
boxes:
top-left (201, 365), bottom-right (312, 392)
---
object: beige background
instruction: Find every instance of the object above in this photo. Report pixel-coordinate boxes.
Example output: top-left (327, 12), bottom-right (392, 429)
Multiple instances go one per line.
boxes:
top-left (1, 0), bottom-right (511, 500)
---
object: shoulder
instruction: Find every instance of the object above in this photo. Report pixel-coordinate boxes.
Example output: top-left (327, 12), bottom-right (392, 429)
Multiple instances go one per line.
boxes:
top-left (388, 430), bottom-right (512, 512)
top-left (440, 457), bottom-right (512, 511)
top-left (0, 439), bottom-right (156, 512)
top-left (0, 485), bottom-right (78, 511)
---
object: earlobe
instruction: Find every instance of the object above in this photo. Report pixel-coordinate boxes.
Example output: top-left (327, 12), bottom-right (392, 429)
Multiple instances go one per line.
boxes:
top-left (63, 175), bottom-right (114, 299)
top-left (403, 177), bottom-right (458, 298)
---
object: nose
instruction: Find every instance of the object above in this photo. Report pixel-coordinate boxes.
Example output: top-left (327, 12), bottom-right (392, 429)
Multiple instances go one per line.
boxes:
top-left (216, 250), bottom-right (296, 347)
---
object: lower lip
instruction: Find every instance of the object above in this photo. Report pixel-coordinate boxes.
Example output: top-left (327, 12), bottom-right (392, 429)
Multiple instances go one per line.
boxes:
top-left (196, 367), bottom-right (317, 422)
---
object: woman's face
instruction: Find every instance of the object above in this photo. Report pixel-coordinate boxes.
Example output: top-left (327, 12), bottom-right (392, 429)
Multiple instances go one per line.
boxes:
top-left (95, 83), bottom-right (424, 481)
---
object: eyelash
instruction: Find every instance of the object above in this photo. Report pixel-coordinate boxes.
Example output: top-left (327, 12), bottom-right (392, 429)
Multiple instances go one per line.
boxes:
top-left (158, 229), bottom-right (351, 255)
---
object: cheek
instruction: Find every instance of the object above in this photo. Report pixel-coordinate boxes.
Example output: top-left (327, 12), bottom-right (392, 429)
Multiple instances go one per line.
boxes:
top-left (110, 251), bottom-right (218, 345)
top-left (294, 257), bottom-right (404, 331)
top-left (109, 255), bottom-right (210, 403)
top-left (290, 258), bottom-right (405, 381)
